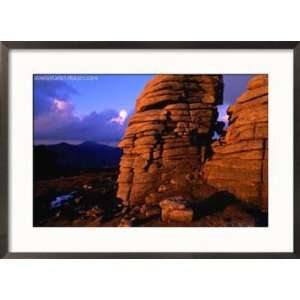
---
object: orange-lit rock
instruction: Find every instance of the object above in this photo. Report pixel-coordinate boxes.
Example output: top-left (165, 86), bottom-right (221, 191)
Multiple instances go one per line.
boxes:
top-left (160, 197), bottom-right (193, 223)
top-left (117, 75), bottom-right (224, 208)
top-left (203, 75), bottom-right (268, 211)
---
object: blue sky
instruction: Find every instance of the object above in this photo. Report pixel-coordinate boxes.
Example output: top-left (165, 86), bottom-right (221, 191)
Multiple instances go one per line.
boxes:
top-left (70, 75), bottom-right (154, 115)
top-left (33, 74), bottom-right (254, 145)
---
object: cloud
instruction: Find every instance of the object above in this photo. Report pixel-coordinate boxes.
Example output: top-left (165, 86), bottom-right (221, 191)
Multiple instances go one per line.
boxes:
top-left (110, 109), bottom-right (128, 125)
top-left (220, 114), bottom-right (229, 123)
top-left (34, 78), bottom-right (130, 145)
top-left (34, 97), bottom-right (128, 145)
top-left (53, 98), bottom-right (72, 112)
top-left (34, 79), bottom-right (78, 117)
top-left (217, 104), bottom-right (229, 125)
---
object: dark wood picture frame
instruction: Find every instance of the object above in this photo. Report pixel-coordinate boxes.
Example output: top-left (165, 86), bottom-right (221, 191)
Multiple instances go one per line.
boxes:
top-left (0, 41), bottom-right (299, 259)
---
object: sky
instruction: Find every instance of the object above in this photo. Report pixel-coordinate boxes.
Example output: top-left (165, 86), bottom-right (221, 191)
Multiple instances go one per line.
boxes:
top-left (33, 74), bottom-right (254, 146)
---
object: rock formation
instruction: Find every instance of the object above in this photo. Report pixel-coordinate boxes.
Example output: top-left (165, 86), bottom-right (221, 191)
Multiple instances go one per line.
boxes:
top-left (202, 75), bottom-right (268, 211)
top-left (160, 197), bottom-right (193, 223)
top-left (117, 75), bottom-right (224, 210)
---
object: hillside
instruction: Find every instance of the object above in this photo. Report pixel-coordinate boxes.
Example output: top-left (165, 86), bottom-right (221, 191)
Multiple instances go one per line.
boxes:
top-left (34, 141), bottom-right (122, 180)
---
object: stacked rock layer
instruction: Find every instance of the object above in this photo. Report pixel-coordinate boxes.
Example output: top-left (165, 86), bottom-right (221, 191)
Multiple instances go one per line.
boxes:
top-left (117, 75), bottom-right (224, 206)
top-left (203, 75), bottom-right (268, 211)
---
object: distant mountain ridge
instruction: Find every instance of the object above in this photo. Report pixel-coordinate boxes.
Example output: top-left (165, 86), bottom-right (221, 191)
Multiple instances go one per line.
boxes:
top-left (34, 141), bottom-right (122, 180)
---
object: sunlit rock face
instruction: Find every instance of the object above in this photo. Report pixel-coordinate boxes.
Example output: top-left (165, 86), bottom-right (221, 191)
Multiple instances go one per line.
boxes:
top-left (202, 75), bottom-right (268, 211)
top-left (117, 75), bottom-right (224, 206)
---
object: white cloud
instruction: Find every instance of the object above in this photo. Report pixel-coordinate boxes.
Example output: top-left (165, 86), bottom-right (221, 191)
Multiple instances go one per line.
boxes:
top-left (221, 114), bottom-right (229, 123)
top-left (109, 109), bottom-right (128, 125)
top-left (52, 98), bottom-right (73, 114)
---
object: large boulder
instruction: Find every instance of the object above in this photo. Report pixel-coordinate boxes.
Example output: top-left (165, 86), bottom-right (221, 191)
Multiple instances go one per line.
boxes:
top-left (202, 75), bottom-right (268, 211)
top-left (160, 197), bottom-right (193, 223)
top-left (117, 75), bottom-right (224, 206)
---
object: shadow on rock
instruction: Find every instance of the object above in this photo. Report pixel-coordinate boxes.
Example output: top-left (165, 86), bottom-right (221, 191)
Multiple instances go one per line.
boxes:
top-left (190, 190), bottom-right (268, 227)
top-left (191, 191), bottom-right (239, 219)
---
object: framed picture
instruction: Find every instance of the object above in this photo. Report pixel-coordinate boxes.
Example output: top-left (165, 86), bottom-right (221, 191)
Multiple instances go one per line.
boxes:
top-left (0, 41), bottom-right (299, 258)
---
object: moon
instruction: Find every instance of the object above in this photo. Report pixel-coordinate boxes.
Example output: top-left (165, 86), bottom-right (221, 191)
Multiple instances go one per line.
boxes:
top-left (119, 109), bottom-right (128, 121)
top-left (110, 109), bottom-right (128, 125)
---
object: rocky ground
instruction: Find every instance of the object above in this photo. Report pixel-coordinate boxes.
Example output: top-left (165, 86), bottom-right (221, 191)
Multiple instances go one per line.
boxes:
top-left (34, 169), bottom-right (267, 227)
top-left (34, 169), bottom-right (121, 227)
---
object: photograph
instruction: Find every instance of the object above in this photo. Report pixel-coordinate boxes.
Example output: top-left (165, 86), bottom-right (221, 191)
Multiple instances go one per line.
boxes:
top-left (1, 40), bottom-right (297, 257)
top-left (0, 3), bottom-right (299, 299)
top-left (33, 73), bottom-right (268, 227)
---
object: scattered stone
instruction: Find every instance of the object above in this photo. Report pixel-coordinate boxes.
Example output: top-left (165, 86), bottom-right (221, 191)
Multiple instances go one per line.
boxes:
top-left (167, 209), bottom-right (193, 223)
top-left (140, 205), bottom-right (161, 218)
top-left (159, 197), bottom-right (193, 223)
top-left (118, 218), bottom-right (132, 227)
